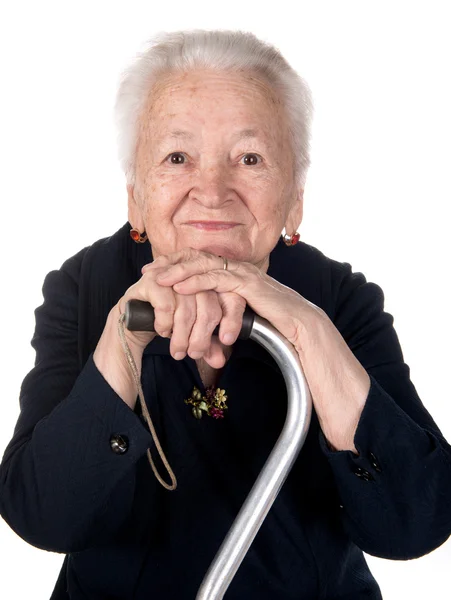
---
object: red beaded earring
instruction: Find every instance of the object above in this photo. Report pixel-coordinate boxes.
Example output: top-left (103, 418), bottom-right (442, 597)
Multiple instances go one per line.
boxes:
top-left (130, 228), bottom-right (148, 244)
top-left (282, 229), bottom-right (300, 246)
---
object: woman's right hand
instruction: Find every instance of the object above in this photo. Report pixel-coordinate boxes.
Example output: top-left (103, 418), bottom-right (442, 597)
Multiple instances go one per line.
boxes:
top-left (117, 255), bottom-right (232, 367)
top-left (94, 256), bottom-right (233, 408)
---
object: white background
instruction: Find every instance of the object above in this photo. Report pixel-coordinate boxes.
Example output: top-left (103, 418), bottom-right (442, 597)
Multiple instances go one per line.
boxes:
top-left (0, 1), bottom-right (450, 598)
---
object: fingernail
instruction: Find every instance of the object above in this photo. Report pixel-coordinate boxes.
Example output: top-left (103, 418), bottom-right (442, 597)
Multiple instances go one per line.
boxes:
top-left (223, 333), bottom-right (235, 344)
top-left (174, 352), bottom-right (185, 360)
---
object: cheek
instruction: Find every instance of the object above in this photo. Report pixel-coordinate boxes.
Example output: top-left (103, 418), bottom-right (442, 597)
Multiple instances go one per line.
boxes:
top-left (250, 190), bottom-right (286, 224)
top-left (142, 182), bottom-right (177, 222)
top-left (142, 194), bottom-right (183, 249)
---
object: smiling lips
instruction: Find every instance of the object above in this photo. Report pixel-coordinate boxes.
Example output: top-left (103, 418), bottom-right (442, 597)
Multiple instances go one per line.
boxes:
top-left (186, 221), bottom-right (240, 231)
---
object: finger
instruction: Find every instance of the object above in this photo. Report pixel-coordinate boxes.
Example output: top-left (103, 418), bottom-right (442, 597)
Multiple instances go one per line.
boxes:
top-left (202, 336), bottom-right (228, 369)
top-left (121, 267), bottom-right (177, 337)
top-left (155, 249), bottom-right (234, 286)
top-left (143, 247), bottom-right (199, 276)
top-left (156, 246), bottom-right (203, 267)
top-left (142, 249), bottom-right (208, 276)
top-left (168, 293), bottom-right (198, 360)
top-left (186, 291), bottom-right (223, 359)
top-left (172, 271), bottom-right (242, 295)
top-left (216, 292), bottom-right (246, 345)
top-left (141, 264), bottom-right (153, 274)
top-left (141, 255), bottom-right (171, 274)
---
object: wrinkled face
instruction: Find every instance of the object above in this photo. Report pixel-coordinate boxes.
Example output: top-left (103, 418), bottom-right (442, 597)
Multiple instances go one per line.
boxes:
top-left (128, 69), bottom-right (303, 272)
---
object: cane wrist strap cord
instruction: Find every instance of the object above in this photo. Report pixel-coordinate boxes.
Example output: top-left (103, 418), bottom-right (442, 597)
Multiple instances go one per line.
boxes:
top-left (117, 312), bottom-right (178, 491)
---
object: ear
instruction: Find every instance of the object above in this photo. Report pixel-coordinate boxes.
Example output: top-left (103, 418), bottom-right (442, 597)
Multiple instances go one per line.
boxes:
top-left (127, 184), bottom-right (145, 231)
top-left (284, 187), bottom-right (304, 235)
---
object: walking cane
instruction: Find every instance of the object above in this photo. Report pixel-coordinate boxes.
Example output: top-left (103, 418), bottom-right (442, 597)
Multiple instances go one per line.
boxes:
top-left (125, 300), bottom-right (313, 599)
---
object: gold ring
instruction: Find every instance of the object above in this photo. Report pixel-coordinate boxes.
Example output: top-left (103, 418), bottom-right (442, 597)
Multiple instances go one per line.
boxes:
top-left (218, 255), bottom-right (228, 270)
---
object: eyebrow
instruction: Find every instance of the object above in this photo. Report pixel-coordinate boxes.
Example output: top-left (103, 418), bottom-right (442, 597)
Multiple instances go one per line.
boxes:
top-left (163, 128), bottom-right (263, 141)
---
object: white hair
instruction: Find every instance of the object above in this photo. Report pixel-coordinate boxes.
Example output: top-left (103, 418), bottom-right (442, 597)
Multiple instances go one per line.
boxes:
top-left (113, 29), bottom-right (314, 189)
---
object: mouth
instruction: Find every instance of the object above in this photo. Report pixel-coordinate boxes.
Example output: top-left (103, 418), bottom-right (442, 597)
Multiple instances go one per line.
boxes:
top-left (185, 221), bottom-right (240, 231)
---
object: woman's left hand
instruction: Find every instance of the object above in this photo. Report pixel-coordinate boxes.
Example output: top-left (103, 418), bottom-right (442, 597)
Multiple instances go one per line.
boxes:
top-left (142, 247), bottom-right (326, 352)
top-left (143, 247), bottom-right (371, 454)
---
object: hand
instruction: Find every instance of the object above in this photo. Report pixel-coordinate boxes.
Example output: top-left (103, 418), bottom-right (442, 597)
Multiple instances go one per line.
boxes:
top-left (142, 247), bottom-right (326, 352)
top-left (118, 254), bottom-right (243, 367)
top-left (147, 248), bottom-right (371, 454)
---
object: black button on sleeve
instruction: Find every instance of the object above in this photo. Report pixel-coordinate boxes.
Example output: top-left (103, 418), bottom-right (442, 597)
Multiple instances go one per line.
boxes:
top-left (369, 452), bottom-right (382, 472)
top-left (352, 466), bottom-right (374, 481)
top-left (110, 434), bottom-right (129, 455)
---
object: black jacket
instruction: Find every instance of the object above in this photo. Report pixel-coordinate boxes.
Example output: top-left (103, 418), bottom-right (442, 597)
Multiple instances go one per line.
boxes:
top-left (1, 222), bottom-right (450, 599)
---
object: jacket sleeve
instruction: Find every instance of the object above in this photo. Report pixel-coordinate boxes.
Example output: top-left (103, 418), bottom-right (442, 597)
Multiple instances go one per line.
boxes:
top-left (318, 261), bottom-right (451, 560)
top-left (0, 249), bottom-right (155, 554)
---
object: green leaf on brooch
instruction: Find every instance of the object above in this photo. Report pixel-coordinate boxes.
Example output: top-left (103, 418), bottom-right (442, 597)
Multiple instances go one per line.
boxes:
top-left (192, 406), bottom-right (203, 419)
top-left (198, 400), bottom-right (209, 412)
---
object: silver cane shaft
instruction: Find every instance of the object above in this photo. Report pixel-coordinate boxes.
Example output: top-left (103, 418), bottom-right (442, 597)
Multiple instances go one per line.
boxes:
top-left (195, 315), bottom-right (312, 599)
top-left (124, 300), bottom-right (312, 598)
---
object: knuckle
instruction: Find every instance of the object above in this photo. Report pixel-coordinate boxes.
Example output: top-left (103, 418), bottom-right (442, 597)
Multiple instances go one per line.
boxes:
top-left (193, 317), bottom-right (216, 337)
top-left (197, 302), bottom-right (222, 331)
top-left (222, 292), bottom-right (245, 312)
top-left (190, 253), bottom-right (205, 272)
top-left (203, 299), bottom-right (222, 319)
top-left (170, 305), bottom-right (196, 342)
top-left (151, 255), bottom-right (167, 266)
top-left (206, 309), bottom-right (222, 330)
top-left (233, 305), bottom-right (246, 321)
top-left (203, 319), bottom-right (220, 335)
top-left (141, 270), bottom-right (157, 284)
top-left (230, 293), bottom-right (246, 309)
top-left (175, 305), bottom-right (196, 325)
top-left (144, 267), bottom-right (165, 281)
top-left (156, 300), bottom-right (175, 315)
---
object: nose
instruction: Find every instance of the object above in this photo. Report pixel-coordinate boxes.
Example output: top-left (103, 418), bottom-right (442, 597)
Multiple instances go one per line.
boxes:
top-left (189, 163), bottom-right (234, 208)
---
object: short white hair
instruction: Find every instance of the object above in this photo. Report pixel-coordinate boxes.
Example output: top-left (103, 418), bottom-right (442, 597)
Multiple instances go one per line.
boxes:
top-left (114, 29), bottom-right (314, 189)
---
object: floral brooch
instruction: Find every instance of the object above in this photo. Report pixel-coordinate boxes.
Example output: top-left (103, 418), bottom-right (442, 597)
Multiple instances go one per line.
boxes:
top-left (184, 385), bottom-right (229, 419)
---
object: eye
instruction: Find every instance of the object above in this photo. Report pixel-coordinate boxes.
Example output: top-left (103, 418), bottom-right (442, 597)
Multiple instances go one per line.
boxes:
top-left (165, 152), bottom-right (186, 164)
top-left (240, 153), bottom-right (262, 166)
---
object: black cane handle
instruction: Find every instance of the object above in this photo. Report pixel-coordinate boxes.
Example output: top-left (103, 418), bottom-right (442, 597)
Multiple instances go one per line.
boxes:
top-left (124, 299), bottom-right (255, 341)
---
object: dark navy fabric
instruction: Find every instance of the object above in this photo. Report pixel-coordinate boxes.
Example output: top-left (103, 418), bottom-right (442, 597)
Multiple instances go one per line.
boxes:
top-left (1, 221), bottom-right (450, 599)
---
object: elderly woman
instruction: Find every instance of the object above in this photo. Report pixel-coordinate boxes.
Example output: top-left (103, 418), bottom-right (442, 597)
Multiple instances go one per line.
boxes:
top-left (1, 29), bottom-right (450, 600)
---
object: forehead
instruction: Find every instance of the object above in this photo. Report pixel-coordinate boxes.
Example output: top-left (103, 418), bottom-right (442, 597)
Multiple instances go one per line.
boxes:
top-left (142, 70), bottom-right (286, 135)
